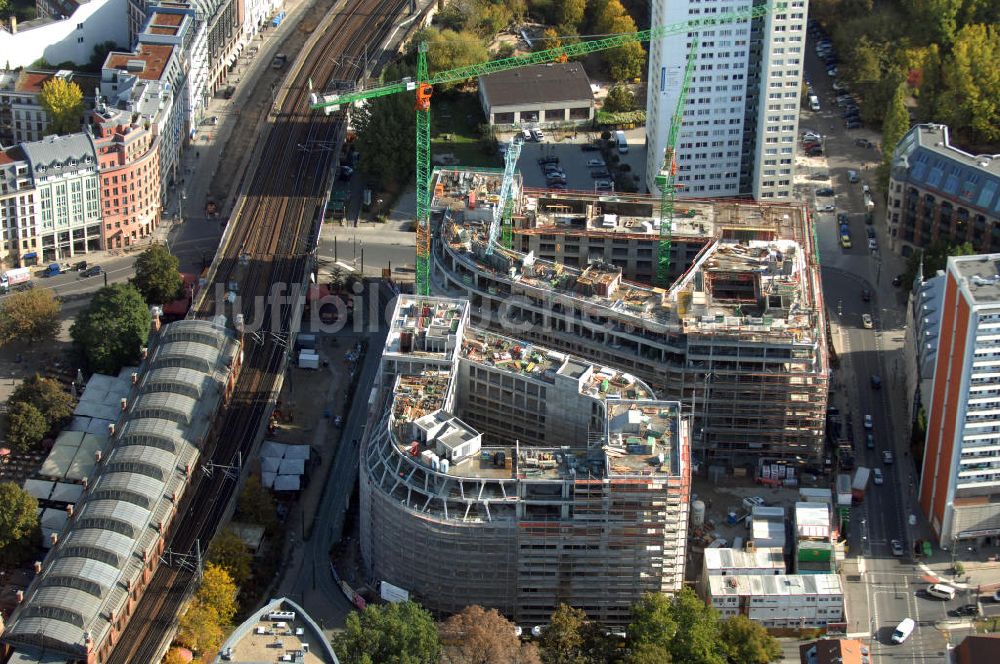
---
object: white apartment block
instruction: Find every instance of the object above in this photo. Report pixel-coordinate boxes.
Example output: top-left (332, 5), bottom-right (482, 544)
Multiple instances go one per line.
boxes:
top-left (708, 573), bottom-right (844, 630)
top-left (644, 0), bottom-right (809, 200)
top-left (4, 134), bottom-right (104, 263)
top-left (919, 255), bottom-right (1000, 548)
top-left (0, 0), bottom-right (130, 70)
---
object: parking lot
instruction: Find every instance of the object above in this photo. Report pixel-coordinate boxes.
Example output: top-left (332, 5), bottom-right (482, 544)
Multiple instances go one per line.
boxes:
top-left (500, 127), bottom-right (648, 194)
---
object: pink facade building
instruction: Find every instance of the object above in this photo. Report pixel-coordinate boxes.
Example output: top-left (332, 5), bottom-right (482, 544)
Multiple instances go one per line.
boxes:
top-left (91, 107), bottom-right (160, 249)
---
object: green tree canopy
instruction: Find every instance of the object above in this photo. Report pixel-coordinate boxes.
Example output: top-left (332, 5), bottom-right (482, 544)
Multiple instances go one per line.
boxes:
top-left (440, 605), bottom-right (541, 664)
top-left (70, 284), bottom-right (151, 374)
top-left (132, 244), bottom-right (183, 305)
top-left (668, 587), bottom-right (725, 664)
top-left (536, 604), bottom-right (612, 664)
top-left (354, 63), bottom-right (416, 192)
top-left (0, 287), bottom-right (61, 347)
top-left (423, 28), bottom-right (490, 85)
top-left (237, 473), bottom-right (279, 533)
top-left (5, 401), bottom-right (48, 452)
top-left (603, 84), bottom-right (636, 113)
top-left (881, 83), bottom-right (911, 166)
top-left (10, 374), bottom-right (74, 430)
top-left (39, 77), bottom-right (84, 135)
top-left (334, 600), bottom-right (441, 664)
top-left (902, 240), bottom-right (975, 286)
top-left (207, 527), bottom-right (252, 586)
top-left (0, 482), bottom-right (39, 562)
top-left (937, 23), bottom-right (1000, 145)
top-left (88, 41), bottom-right (120, 71)
top-left (626, 592), bottom-right (677, 654)
top-left (719, 615), bottom-right (782, 664)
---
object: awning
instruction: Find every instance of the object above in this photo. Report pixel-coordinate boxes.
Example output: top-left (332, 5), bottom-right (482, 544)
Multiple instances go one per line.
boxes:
top-left (22, 252), bottom-right (37, 259)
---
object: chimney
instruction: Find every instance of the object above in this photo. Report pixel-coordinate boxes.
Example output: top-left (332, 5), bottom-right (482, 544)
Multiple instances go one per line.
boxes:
top-left (50, 532), bottom-right (58, 546)
top-left (108, 422), bottom-right (115, 436)
top-left (120, 397), bottom-right (127, 411)
top-left (131, 372), bottom-right (139, 384)
top-left (33, 561), bottom-right (41, 574)
top-left (16, 590), bottom-right (23, 603)
top-left (66, 503), bottom-right (74, 517)
top-left (140, 346), bottom-right (148, 359)
top-left (95, 450), bottom-right (102, 463)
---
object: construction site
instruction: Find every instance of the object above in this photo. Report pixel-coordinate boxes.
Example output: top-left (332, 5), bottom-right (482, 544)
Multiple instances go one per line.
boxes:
top-left (428, 169), bottom-right (829, 466)
top-left (359, 295), bottom-right (691, 626)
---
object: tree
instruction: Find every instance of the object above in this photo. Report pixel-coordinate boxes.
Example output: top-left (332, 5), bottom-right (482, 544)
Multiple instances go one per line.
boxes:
top-left (603, 85), bottom-right (636, 113)
top-left (197, 563), bottom-right (238, 624)
top-left (901, 239), bottom-right (974, 286)
top-left (719, 616), bottom-right (781, 664)
top-left (937, 24), bottom-right (1000, 145)
top-left (666, 588), bottom-right (725, 664)
top-left (626, 593), bottom-right (677, 656)
top-left (423, 28), bottom-right (489, 86)
top-left (440, 605), bottom-right (542, 664)
top-left (38, 77), bottom-right (84, 136)
top-left (207, 527), bottom-right (252, 586)
top-left (538, 604), bottom-right (586, 664)
top-left (176, 601), bottom-right (225, 655)
top-left (11, 375), bottom-right (74, 430)
top-left (5, 402), bottom-right (48, 452)
top-left (132, 244), bottom-right (183, 305)
top-left (70, 284), bottom-right (151, 374)
top-left (88, 41), bottom-right (120, 71)
top-left (354, 64), bottom-right (416, 192)
top-left (163, 648), bottom-right (192, 664)
top-left (0, 482), bottom-right (39, 562)
top-left (881, 83), bottom-right (910, 166)
top-left (334, 600), bottom-right (441, 664)
top-left (622, 642), bottom-right (672, 664)
top-left (557, 0), bottom-right (587, 30)
top-left (0, 288), bottom-right (61, 347)
top-left (237, 473), bottom-right (279, 533)
top-left (592, 1), bottom-right (646, 81)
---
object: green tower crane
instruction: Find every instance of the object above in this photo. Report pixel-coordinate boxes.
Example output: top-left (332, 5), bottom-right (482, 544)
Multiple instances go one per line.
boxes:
top-left (654, 39), bottom-right (699, 288)
top-left (311, 3), bottom-right (780, 295)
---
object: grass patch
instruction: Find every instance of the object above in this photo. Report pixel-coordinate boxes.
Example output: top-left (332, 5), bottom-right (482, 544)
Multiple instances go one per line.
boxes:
top-left (430, 91), bottom-right (501, 169)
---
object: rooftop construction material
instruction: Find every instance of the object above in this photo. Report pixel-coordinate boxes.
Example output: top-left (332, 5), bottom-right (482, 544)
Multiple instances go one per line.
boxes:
top-left (430, 169), bottom-right (829, 464)
top-left (361, 295), bottom-right (691, 626)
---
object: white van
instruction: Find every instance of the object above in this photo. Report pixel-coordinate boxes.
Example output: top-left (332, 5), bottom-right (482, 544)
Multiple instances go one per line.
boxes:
top-left (809, 95), bottom-right (820, 111)
top-left (891, 617), bottom-right (915, 643)
top-left (926, 583), bottom-right (956, 600)
top-left (615, 130), bottom-right (628, 154)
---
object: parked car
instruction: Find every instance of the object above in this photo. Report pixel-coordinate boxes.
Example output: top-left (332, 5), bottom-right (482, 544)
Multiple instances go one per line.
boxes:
top-left (818, 204), bottom-right (835, 212)
top-left (594, 180), bottom-right (614, 191)
top-left (893, 274), bottom-right (903, 287)
top-left (868, 238), bottom-right (878, 251)
top-left (802, 141), bottom-right (822, 151)
top-left (891, 540), bottom-right (904, 556)
top-left (807, 147), bottom-right (824, 157)
top-left (73, 260), bottom-right (88, 272)
top-left (81, 265), bottom-right (103, 278)
top-left (866, 433), bottom-right (875, 449)
top-left (802, 131), bottom-right (823, 142)
top-left (586, 159), bottom-right (606, 168)
top-left (590, 169), bottom-right (611, 179)
top-left (816, 188), bottom-right (835, 197)
top-left (949, 604), bottom-right (979, 617)
top-left (832, 81), bottom-right (848, 92)
top-left (580, 143), bottom-right (601, 152)
top-left (546, 176), bottom-right (567, 185)
top-left (339, 165), bottom-right (354, 180)
top-left (847, 169), bottom-right (860, 183)
top-left (866, 227), bottom-right (876, 238)
top-left (855, 138), bottom-right (875, 148)
top-left (827, 66), bottom-right (838, 77)
top-left (548, 183), bottom-right (567, 190)
top-left (845, 120), bottom-right (863, 129)
top-left (873, 468), bottom-right (884, 485)
top-left (538, 156), bottom-right (559, 165)
top-left (864, 414), bottom-right (873, 429)
top-left (862, 313), bottom-right (873, 329)
top-left (808, 172), bottom-right (829, 180)
top-left (883, 450), bottom-right (894, 464)
top-left (531, 128), bottom-right (544, 141)
top-left (838, 212), bottom-right (850, 225)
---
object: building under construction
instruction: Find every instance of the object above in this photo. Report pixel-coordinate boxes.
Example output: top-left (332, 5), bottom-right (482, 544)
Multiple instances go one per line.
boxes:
top-left (360, 295), bottom-right (691, 626)
top-left (429, 170), bottom-right (828, 465)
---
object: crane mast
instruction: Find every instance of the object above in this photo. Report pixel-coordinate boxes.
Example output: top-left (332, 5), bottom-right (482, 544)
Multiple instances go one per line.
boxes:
top-left (487, 137), bottom-right (523, 256)
top-left (654, 39), bottom-right (699, 288)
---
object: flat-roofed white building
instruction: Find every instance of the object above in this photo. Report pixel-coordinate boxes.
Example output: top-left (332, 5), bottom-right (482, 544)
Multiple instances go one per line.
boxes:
top-left (708, 573), bottom-right (844, 630)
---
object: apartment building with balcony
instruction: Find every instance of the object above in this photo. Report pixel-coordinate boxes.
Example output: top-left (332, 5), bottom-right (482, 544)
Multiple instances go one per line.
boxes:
top-left (90, 105), bottom-right (160, 248)
top-left (0, 69), bottom-right (100, 145)
top-left (0, 146), bottom-right (36, 268)
top-left (919, 254), bottom-right (1000, 549)
top-left (886, 124), bottom-right (1000, 256)
top-left (644, 0), bottom-right (809, 200)
top-left (361, 295), bottom-right (691, 627)
top-left (430, 169), bottom-right (828, 465)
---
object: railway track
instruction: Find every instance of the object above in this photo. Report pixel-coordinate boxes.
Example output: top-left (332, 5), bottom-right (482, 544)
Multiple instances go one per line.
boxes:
top-left (106, 0), bottom-right (408, 660)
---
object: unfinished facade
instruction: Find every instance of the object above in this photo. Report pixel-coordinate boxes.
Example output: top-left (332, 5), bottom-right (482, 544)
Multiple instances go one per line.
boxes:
top-left (360, 296), bottom-right (691, 626)
top-left (429, 171), bottom-right (828, 465)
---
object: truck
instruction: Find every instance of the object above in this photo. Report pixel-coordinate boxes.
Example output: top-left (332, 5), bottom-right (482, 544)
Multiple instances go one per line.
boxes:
top-left (43, 263), bottom-right (62, 277)
top-left (615, 130), bottom-right (628, 154)
top-left (851, 466), bottom-right (871, 502)
top-left (1, 267), bottom-right (32, 293)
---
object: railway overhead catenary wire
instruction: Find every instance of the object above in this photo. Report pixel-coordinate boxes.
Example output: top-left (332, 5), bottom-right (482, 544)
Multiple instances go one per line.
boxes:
top-left (105, 0), bottom-right (409, 661)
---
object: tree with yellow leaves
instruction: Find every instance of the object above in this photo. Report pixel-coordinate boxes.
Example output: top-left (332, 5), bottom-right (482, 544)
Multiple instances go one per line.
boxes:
top-left (38, 77), bottom-right (84, 136)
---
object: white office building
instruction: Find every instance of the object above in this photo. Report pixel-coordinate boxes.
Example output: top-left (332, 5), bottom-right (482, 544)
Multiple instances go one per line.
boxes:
top-left (645, 0), bottom-right (809, 200)
top-left (708, 573), bottom-right (844, 629)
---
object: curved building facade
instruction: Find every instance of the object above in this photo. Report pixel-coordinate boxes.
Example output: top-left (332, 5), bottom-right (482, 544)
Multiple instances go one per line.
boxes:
top-left (427, 171), bottom-right (828, 465)
top-left (361, 296), bottom-right (690, 626)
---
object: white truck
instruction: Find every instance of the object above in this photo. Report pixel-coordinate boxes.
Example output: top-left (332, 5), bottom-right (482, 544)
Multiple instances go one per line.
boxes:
top-left (1, 267), bottom-right (31, 293)
top-left (851, 466), bottom-right (871, 502)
